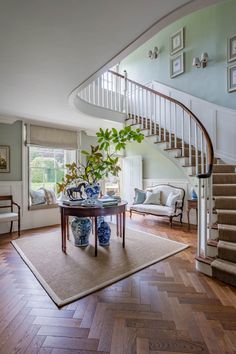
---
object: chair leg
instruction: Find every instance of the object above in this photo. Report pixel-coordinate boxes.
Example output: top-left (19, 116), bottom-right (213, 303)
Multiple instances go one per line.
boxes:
top-left (169, 217), bottom-right (173, 228)
top-left (18, 218), bottom-right (21, 237)
top-left (10, 221), bottom-right (13, 233)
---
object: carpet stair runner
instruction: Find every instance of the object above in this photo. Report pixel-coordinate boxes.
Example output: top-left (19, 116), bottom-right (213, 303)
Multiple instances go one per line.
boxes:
top-left (211, 164), bottom-right (236, 286)
top-left (127, 114), bottom-right (236, 287)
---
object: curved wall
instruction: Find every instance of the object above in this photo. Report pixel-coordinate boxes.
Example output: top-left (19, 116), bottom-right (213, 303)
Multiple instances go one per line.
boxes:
top-left (120, 0), bottom-right (236, 110)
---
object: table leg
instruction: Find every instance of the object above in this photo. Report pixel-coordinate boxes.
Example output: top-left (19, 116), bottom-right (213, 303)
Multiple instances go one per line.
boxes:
top-left (116, 215), bottom-right (119, 237)
top-left (196, 208), bottom-right (198, 226)
top-left (66, 216), bottom-right (69, 240)
top-left (187, 209), bottom-right (190, 230)
top-left (95, 216), bottom-right (98, 257)
top-left (61, 209), bottom-right (66, 253)
top-left (123, 211), bottom-right (125, 248)
top-left (119, 213), bottom-right (122, 238)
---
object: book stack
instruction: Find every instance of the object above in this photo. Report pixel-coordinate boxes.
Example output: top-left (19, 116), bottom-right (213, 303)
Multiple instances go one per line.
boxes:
top-left (98, 197), bottom-right (119, 207)
top-left (63, 199), bottom-right (83, 206)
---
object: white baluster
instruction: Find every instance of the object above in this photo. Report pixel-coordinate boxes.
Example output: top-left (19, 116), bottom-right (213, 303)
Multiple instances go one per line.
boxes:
top-left (124, 70), bottom-right (128, 116)
top-left (201, 132), bottom-right (204, 175)
top-left (138, 87), bottom-right (141, 120)
top-left (174, 104), bottom-right (177, 148)
top-left (92, 80), bottom-right (95, 105)
top-left (110, 73), bottom-right (113, 110)
top-left (134, 84), bottom-right (137, 120)
top-left (169, 101), bottom-right (172, 147)
top-left (106, 72), bottom-right (109, 108)
top-left (118, 76), bottom-right (121, 112)
top-left (182, 109), bottom-right (184, 156)
top-left (97, 77), bottom-right (100, 106)
top-left (102, 74), bottom-right (105, 108)
top-left (159, 96), bottom-right (161, 141)
top-left (114, 74), bottom-right (117, 111)
top-left (188, 117), bottom-right (192, 166)
top-left (208, 175), bottom-right (213, 240)
top-left (164, 99), bottom-right (166, 141)
top-left (203, 178), bottom-right (208, 257)
top-left (195, 123), bottom-right (198, 175)
top-left (154, 94), bottom-right (157, 135)
top-left (197, 180), bottom-right (202, 257)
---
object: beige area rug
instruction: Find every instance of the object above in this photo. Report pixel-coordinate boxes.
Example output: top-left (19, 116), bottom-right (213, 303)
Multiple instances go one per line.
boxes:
top-left (12, 224), bottom-right (188, 307)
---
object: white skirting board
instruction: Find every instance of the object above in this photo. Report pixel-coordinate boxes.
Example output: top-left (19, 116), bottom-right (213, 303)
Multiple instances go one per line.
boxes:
top-left (0, 181), bottom-right (60, 234)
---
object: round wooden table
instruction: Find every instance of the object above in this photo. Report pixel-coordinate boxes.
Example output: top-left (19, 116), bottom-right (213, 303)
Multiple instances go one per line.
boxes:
top-left (59, 202), bottom-right (127, 256)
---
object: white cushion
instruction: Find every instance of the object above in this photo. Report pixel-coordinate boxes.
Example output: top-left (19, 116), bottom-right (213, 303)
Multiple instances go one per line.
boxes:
top-left (143, 191), bottom-right (161, 205)
top-left (166, 192), bottom-right (180, 207)
top-left (131, 204), bottom-right (174, 216)
top-left (0, 212), bottom-right (18, 222)
top-left (146, 185), bottom-right (184, 205)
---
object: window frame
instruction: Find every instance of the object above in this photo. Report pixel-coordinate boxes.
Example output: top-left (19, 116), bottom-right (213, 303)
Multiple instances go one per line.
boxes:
top-left (28, 146), bottom-right (78, 210)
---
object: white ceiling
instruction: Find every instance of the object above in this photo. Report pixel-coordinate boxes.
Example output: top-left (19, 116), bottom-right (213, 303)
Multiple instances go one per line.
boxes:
top-left (0, 0), bottom-right (222, 131)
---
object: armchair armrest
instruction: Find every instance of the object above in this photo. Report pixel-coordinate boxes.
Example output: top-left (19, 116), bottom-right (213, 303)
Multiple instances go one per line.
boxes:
top-left (12, 201), bottom-right (20, 212)
top-left (174, 199), bottom-right (183, 213)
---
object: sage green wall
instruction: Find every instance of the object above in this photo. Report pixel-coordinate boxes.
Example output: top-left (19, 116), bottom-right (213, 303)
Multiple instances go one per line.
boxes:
top-left (120, 0), bottom-right (236, 109)
top-left (0, 121), bottom-right (22, 181)
top-left (126, 141), bottom-right (186, 180)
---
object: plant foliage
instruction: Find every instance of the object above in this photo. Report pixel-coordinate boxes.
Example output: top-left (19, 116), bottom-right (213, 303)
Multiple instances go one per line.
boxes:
top-left (57, 126), bottom-right (144, 193)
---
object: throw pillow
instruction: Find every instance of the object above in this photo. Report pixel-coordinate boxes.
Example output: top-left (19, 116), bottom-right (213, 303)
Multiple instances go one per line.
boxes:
top-left (133, 188), bottom-right (147, 205)
top-left (143, 191), bottom-right (161, 205)
top-left (166, 192), bottom-right (180, 207)
top-left (41, 188), bottom-right (57, 205)
top-left (30, 189), bottom-right (46, 205)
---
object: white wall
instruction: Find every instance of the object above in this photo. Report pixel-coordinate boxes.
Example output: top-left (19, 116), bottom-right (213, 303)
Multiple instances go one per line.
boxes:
top-left (151, 81), bottom-right (236, 163)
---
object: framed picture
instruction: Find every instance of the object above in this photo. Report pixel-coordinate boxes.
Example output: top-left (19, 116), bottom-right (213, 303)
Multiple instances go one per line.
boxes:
top-left (170, 28), bottom-right (184, 55)
top-left (0, 145), bottom-right (10, 173)
top-left (227, 64), bottom-right (236, 92)
top-left (170, 53), bottom-right (184, 78)
top-left (228, 34), bottom-right (236, 63)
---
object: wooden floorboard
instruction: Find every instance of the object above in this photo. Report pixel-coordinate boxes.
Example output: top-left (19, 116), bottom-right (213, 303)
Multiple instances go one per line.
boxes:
top-left (0, 214), bottom-right (236, 354)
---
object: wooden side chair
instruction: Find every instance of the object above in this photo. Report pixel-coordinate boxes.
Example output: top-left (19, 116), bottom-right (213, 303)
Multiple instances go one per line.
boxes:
top-left (0, 195), bottom-right (21, 237)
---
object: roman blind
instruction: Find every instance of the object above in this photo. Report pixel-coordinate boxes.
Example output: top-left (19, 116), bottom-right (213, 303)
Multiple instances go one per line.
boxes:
top-left (26, 124), bottom-right (79, 150)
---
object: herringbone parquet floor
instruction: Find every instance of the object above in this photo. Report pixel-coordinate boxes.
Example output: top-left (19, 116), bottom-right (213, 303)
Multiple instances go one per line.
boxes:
top-left (0, 214), bottom-right (236, 354)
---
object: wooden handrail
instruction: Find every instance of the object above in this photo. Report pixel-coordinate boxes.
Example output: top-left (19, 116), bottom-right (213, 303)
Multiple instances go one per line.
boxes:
top-left (109, 69), bottom-right (214, 179)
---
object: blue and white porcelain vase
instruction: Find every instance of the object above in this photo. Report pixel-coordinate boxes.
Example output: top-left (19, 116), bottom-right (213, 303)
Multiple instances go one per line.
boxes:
top-left (191, 188), bottom-right (198, 200)
top-left (84, 183), bottom-right (100, 206)
top-left (71, 217), bottom-right (92, 247)
top-left (97, 218), bottom-right (111, 246)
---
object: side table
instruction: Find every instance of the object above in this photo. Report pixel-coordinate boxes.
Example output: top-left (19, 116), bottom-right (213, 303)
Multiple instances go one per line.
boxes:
top-left (187, 199), bottom-right (198, 230)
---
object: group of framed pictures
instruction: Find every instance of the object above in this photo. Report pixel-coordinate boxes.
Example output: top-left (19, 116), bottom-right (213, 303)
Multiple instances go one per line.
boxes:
top-left (227, 34), bottom-right (236, 93)
top-left (170, 28), bottom-right (184, 78)
top-left (0, 145), bottom-right (10, 173)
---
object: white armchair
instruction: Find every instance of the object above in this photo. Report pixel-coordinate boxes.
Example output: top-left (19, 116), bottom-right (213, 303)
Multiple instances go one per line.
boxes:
top-left (0, 195), bottom-right (21, 237)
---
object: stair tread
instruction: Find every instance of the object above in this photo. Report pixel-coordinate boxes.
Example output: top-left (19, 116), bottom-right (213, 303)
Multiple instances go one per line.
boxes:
top-left (211, 258), bottom-right (236, 274)
top-left (213, 164), bottom-right (236, 167)
top-left (213, 183), bottom-right (236, 186)
top-left (218, 223), bottom-right (236, 231)
top-left (216, 209), bottom-right (236, 214)
top-left (218, 240), bottom-right (236, 250)
top-left (214, 196), bottom-right (236, 199)
top-left (213, 173), bottom-right (236, 175)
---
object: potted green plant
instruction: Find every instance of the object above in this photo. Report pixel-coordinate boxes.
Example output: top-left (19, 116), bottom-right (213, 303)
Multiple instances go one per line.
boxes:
top-left (57, 126), bottom-right (144, 203)
top-left (57, 126), bottom-right (144, 247)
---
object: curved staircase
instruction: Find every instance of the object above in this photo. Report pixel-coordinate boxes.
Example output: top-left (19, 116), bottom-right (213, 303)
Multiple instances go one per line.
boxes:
top-left (73, 69), bottom-right (236, 287)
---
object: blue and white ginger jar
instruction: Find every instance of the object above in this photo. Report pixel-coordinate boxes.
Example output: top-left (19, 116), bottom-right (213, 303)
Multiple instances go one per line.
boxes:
top-left (71, 217), bottom-right (92, 247)
top-left (84, 183), bottom-right (100, 205)
top-left (97, 217), bottom-right (111, 246)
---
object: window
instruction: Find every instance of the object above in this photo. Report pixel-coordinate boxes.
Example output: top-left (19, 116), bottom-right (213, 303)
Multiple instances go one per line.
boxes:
top-left (29, 146), bottom-right (76, 198)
